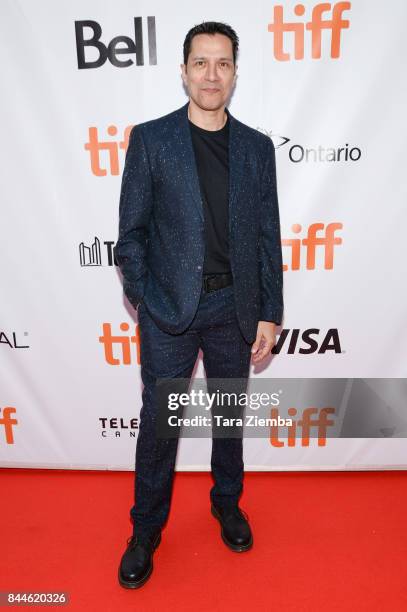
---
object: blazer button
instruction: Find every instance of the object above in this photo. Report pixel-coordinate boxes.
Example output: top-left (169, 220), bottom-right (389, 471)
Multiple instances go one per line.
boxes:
top-left (197, 265), bottom-right (202, 270)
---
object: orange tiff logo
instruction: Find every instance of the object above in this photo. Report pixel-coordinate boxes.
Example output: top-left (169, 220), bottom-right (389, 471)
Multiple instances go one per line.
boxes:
top-left (99, 323), bottom-right (141, 365)
top-left (270, 407), bottom-right (335, 446)
top-left (268, 2), bottom-right (351, 60)
top-left (282, 222), bottom-right (342, 270)
top-left (85, 125), bottom-right (133, 176)
top-left (0, 407), bottom-right (18, 444)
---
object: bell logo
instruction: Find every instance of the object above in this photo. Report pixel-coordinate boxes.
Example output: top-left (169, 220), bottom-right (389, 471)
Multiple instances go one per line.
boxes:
top-left (0, 407), bottom-right (18, 444)
top-left (75, 17), bottom-right (157, 69)
top-left (268, 2), bottom-right (351, 61)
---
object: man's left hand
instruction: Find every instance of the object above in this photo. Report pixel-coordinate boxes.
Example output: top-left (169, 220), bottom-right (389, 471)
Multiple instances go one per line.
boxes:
top-left (251, 321), bottom-right (277, 363)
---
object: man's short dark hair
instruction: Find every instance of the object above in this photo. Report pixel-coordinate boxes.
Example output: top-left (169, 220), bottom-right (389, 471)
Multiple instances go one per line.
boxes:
top-left (183, 21), bottom-right (239, 66)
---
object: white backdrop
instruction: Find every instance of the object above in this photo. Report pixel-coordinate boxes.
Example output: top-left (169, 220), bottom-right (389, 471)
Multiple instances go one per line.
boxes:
top-left (1, 0), bottom-right (406, 470)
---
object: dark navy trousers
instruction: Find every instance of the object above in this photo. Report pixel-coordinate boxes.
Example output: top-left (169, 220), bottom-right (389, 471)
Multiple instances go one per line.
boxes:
top-left (130, 283), bottom-right (253, 537)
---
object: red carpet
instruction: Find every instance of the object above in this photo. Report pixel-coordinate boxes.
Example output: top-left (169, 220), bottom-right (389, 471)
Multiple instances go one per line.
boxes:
top-left (1, 469), bottom-right (406, 611)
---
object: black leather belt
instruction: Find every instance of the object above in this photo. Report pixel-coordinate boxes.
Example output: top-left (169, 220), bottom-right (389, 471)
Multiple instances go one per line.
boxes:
top-left (202, 272), bottom-right (233, 293)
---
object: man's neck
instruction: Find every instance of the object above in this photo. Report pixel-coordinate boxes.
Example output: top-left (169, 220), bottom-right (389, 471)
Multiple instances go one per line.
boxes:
top-left (188, 100), bottom-right (227, 131)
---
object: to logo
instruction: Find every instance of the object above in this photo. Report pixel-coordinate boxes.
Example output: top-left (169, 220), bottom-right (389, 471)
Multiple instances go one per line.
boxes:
top-left (99, 323), bottom-right (141, 365)
top-left (270, 407), bottom-right (335, 446)
top-left (79, 236), bottom-right (117, 268)
top-left (282, 223), bottom-right (343, 270)
top-left (0, 407), bottom-right (18, 444)
top-left (75, 18), bottom-right (157, 69)
top-left (80, 236), bottom-right (101, 266)
top-left (79, 237), bottom-right (117, 266)
top-left (268, 2), bottom-right (351, 60)
top-left (272, 328), bottom-right (342, 354)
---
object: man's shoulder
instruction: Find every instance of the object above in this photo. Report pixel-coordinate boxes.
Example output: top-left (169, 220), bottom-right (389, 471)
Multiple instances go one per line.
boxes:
top-left (232, 114), bottom-right (274, 152)
top-left (129, 104), bottom-right (185, 138)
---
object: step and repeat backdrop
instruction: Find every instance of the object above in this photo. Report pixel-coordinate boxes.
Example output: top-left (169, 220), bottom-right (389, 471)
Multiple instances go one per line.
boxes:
top-left (1, 1), bottom-right (406, 470)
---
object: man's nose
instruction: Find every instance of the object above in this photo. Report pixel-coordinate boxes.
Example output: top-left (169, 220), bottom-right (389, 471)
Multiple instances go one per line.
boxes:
top-left (205, 63), bottom-right (219, 81)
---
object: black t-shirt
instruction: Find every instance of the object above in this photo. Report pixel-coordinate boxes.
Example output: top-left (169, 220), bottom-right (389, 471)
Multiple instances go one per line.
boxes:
top-left (189, 113), bottom-right (231, 275)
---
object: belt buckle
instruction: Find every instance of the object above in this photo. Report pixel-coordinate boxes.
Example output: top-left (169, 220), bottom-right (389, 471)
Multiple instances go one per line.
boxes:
top-left (203, 274), bottom-right (215, 293)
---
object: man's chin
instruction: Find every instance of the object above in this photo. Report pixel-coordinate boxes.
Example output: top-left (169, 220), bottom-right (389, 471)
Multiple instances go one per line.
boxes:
top-left (193, 97), bottom-right (225, 112)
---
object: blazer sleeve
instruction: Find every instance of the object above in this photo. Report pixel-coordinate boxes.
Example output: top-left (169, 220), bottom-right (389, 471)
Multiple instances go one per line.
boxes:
top-left (258, 137), bottom-right (284, 325)
top-left (113, 125), bottom-right (153, 310)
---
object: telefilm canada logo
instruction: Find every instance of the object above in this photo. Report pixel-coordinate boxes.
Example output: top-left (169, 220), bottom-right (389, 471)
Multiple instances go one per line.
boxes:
top-left (99, 417), bottom-right (139, 438)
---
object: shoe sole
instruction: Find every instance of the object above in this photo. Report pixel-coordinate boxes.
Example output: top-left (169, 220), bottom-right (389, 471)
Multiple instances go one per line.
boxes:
top-left (118, 532), bottom-right (161, 589)
top-left (211, 506), bottom-right (253, 552)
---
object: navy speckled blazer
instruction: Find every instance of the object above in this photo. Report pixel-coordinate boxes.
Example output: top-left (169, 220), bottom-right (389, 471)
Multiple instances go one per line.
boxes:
top-left (114, 101), bottom-right (283, 345)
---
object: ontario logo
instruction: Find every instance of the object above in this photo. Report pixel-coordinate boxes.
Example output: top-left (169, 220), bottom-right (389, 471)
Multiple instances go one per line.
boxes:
top-left (257, 131), bottom-right (362, 163)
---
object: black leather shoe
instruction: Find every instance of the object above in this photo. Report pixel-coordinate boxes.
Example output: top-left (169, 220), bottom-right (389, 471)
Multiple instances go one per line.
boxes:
top-left (118, 530), bottom-right (161, 589)
top-left (211, 503), bottom-right (253, 552)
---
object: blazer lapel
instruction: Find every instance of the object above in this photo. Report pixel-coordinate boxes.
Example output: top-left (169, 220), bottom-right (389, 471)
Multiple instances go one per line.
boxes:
top-left (227, 110), bottom-right (246, 236)
top-left (174, 101), bottom-right (246, 230)
top-left (174, 102), bottom-right (205, 223)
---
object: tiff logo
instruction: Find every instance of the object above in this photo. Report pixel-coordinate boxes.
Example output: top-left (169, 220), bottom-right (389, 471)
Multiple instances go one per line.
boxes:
top-left (282, 223), bottom-right (343, 270)
top-left (0, 407), bottom-right (18, 444)
top-left (84, 126), bottom-right (132, 176)
top-left (99, 323), bottom-right (141, 365)
top-left (270, 407), bottom-right (335, 446)
top-left (268, 2), bottom-right (351, 60)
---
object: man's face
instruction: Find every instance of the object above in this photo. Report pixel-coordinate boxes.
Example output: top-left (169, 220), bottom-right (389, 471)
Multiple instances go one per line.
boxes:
top-left (181, 33), bottom-right (237, 111)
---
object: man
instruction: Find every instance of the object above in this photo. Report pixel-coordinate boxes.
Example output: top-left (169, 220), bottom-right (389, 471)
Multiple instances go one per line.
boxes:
top-left (114, 21), bottom-right (283, 589)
